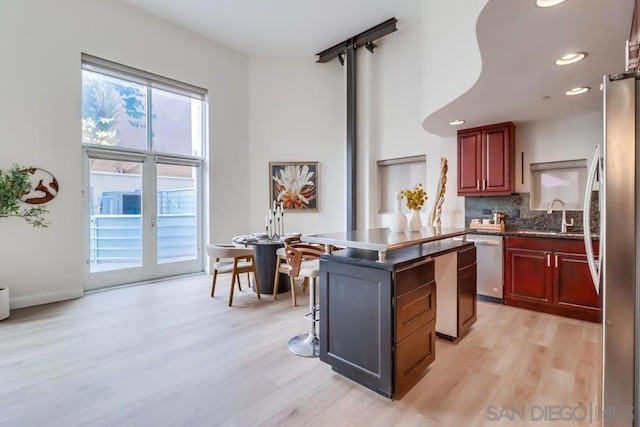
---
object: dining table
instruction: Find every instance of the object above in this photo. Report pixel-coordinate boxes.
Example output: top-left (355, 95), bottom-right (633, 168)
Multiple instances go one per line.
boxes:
top-left (233, 235), bottom-right (290, 295)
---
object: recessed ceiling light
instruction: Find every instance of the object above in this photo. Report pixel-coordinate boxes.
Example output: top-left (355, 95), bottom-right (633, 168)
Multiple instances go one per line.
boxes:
top-left (449, 120), bottom-right (465, 126)
top-left (536, 0), bottom-right (566, 7)
top-left (566, 87), bottom-right (590, 96)
top-left (555, 52), bottom-right (587, 65)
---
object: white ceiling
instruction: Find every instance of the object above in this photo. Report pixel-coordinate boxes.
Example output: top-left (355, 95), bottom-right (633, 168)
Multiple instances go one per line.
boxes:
top-left (423, 0), bottom-right (635, 136)
top-left (119, 0), bottom-right (635, 136)
top-left (118, 0), bottom-right (413, 57)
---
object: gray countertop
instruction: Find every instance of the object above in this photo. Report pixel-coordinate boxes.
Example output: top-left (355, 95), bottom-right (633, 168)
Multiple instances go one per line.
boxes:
top-left (302, 227), bottom-right (471, 262)
top-left (302, 227), bottom-right (471, 252)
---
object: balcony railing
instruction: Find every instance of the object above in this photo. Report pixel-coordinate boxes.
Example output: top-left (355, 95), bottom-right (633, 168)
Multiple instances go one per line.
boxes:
top-left (90, 214), bottom-right (197, 265)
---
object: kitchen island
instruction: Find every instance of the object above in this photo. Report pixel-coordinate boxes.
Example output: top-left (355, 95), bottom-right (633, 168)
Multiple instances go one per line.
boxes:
top-left (302, 227), bottom-right (476, 398)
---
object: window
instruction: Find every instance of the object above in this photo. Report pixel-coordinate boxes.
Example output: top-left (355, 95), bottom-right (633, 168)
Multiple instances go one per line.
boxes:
top-left (81, 54), bottom-right (205, 156)
top-left (81, 54), bottom-right (207, 289)
top-left (530, 159), bottom-right (587, 210)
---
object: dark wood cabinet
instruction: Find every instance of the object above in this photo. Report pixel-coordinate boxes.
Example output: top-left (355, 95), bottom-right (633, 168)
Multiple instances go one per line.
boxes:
top-left (319, 255), bottom-right (436, 399)
top-left (505, 237), bottom-right (600, 322)
top-left (394, 260), bottom-right (436, 396)
top-left (456, 246), bottom-right (477, 337)
top-left (319, 241), bottom-right (475, 398)
top-left (457, 122), bottom-right (515, 196)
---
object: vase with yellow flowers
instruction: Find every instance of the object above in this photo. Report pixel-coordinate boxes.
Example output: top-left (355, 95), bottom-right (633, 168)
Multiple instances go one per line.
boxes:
top-left (401, 183), bottom-right (428, 232)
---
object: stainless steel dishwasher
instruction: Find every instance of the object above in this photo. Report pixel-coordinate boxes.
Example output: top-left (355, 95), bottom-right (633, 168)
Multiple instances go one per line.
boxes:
top-left (466, 234), bottom-right (504, 303)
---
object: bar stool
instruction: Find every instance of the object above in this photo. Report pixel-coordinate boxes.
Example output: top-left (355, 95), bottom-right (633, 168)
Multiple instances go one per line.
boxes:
top-left (284, 243), bottom-right (323, 357)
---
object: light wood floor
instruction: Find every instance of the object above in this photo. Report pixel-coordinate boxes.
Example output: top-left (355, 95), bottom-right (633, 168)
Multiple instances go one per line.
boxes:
top-left (0, 274), bottom-right (602, 427)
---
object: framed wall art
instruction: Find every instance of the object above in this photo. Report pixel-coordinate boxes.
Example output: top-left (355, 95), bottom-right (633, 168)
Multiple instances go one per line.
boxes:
top-left (269, 161), bottom-right (319, 211)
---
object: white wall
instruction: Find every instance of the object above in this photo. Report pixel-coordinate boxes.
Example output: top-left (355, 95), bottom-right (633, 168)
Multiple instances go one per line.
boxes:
top-left (358, 0), bottom-right (488, 230)
top-left (0, 0), bottom-right (249, 308)
top-left (248, 57), bottom-right (346, 234)
top-left (246, 1), bottom-right (491, 234)
top-left (247, 1), bottom-right (463, 234)
top-left (516, 111), bottom-right (602, 193)
top-left (357, 6), bottom-right (434, 230)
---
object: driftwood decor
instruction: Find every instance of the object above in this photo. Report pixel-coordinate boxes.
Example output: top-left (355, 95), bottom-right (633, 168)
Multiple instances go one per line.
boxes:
top-left (428, 158), bottom-right (448, 228)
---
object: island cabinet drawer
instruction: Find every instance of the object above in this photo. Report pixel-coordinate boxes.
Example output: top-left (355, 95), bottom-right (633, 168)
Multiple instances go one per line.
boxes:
top-left (458, 245), bottom-right (476, 269)
top-left (395, 318), bottom-right (436, 396)
top-left (395, 258), bottom-right (434, 297)
top-left (395, 281), bottom-right (436, 342)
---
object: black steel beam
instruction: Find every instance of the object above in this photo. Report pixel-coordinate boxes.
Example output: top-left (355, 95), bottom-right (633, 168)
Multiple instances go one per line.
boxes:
top-left (315, 17), bottom-right (397, 63)
top-left (316, 17), bottom-right (398, 231)
top-left (346, 45), bottom-right (357, 231)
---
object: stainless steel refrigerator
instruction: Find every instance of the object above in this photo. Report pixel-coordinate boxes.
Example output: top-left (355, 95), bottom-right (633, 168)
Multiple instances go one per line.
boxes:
top-left (583, 72), bottom-right (640, 426)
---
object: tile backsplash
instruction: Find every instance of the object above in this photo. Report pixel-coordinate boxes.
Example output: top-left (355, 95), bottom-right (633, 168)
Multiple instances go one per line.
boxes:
top-left (464, 192), bottom-right (600, 233)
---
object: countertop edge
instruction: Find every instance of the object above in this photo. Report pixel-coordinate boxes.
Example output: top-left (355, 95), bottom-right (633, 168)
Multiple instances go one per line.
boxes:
top-left (321, 239), bottom-right (474, 270)
top-left (469, 230), bottom-right (600, 240)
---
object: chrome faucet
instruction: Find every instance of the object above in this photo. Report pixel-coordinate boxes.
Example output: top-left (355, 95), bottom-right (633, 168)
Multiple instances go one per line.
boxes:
top-left (546, 198), bottom-right (574, 233)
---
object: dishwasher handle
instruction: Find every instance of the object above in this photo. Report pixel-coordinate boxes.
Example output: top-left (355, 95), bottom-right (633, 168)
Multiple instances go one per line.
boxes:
top-left (469, 239), bottom-right (501, 246)
top-left (452, 237), bottom-right (501, 246)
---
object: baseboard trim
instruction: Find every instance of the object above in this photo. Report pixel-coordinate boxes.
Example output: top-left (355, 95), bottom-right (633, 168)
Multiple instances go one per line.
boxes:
top-left (84, 272), bottom-right (206, 295)
top-left (9, 288), bottom-right (84, 310)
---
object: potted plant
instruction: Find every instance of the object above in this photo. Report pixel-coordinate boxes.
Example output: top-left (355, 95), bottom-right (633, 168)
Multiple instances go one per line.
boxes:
top-left (0, 165), bottom-right (48, 227)
top-left (0, 165), bottom-right (50, 320)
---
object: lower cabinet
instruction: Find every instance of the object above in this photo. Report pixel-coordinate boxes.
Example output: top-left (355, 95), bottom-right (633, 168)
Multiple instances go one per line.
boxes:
top-left (395, 319), bottom-right (436, 395)
top-left (433, 246), bottom-right (477, 341)
top-left (457, 246), bottom-right (477, 337)
top-left (394, 260), bottom-right (437, 396)
top-left (319, 242), bottom-right (475, 398)
top-left (505, 237), bottom-right (600, 322)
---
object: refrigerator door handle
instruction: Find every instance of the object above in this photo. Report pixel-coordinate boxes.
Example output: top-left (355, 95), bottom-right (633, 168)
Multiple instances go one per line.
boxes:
top-left (583, 144), bottom-right (601, 294)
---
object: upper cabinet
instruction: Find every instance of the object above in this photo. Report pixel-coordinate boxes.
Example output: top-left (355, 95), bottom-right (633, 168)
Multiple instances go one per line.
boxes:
top-left (457, 122), bottom-right (515, 196)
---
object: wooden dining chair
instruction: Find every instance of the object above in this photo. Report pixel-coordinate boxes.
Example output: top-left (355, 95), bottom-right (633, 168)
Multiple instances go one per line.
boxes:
top-left (206, 244), bottom-right (260, 306)
top-left (273, 237), bottom-right (310, 306)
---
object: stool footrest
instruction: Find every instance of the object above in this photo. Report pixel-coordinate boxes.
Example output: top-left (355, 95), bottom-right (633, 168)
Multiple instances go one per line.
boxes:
top-left (304, 311), bottom-right (319, 322)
